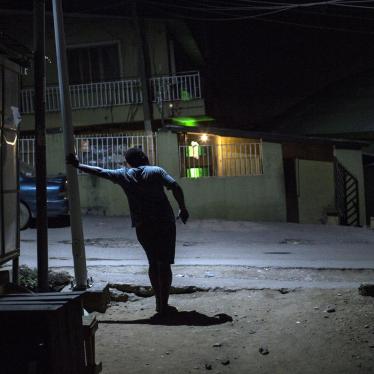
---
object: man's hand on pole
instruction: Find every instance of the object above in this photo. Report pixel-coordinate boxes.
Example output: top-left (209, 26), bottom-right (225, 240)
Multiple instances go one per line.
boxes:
top-left (66, 153), bottom-right (79, 168)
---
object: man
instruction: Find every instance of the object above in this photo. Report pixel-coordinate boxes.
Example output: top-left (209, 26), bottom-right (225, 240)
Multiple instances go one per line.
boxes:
top-left (66, 148), bottom-right (189, 316)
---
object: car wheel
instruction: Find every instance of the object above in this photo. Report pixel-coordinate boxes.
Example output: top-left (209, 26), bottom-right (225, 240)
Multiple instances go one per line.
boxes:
top-left (19, 201), bottom-right (31, 230)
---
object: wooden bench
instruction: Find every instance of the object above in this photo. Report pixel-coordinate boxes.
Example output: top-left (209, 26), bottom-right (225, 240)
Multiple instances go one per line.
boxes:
top-left (0, 292), bottom-right (102, 374)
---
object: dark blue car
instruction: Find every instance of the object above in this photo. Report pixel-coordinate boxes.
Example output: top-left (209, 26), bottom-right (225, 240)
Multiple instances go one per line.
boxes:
top-left (19, 163), bottom-right (69, 230)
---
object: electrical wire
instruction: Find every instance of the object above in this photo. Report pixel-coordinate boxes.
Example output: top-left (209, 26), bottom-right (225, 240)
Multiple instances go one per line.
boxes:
top-left (252, 14), bottom-right (374, 34)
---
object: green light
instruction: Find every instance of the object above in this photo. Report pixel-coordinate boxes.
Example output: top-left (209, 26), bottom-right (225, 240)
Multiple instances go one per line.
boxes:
top-left (186, 167), bottom-right (209, 178)
top-left (181, 90), bottom-right (191, 101)
top-left (172, 117), bottom-right (198, 127)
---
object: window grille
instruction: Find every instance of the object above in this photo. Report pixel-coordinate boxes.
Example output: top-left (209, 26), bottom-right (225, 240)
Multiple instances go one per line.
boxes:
top-left (179, 142), bottom-right (263, 178)
top-left (75, 134), bottom-right (157, 170)
top-left (19, 137), bottom-right (35, 168)
top-left (19, 134), bottom-right (157, 170)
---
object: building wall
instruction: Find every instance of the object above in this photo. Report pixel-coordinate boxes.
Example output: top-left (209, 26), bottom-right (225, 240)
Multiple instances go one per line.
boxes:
top-left (157, 131), bottom-right (287, 221)
top-left (2, 14), bottom-right (207, 131)
top-left (9, 15), bottom-right (170, 87)
top-left (43, 131), bottom-right (287, 220)
top-left (20, 99), bottom-right (206, 132)
top-left (41, 131), bottom-right (365, 224)
top-left (296, 160), bottom-right (335, 224)
top-left (335, 148), bottom-right (366, 225)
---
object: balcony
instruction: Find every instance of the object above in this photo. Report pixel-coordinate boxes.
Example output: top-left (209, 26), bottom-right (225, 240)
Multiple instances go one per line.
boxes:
top-left (20, 71), bottom-right (202, 114)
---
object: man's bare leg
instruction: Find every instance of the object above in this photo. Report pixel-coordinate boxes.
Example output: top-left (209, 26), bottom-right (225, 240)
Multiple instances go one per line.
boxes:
top-left (148, 262), bottom-right (174, 314)
top-left (148, 264), bottom-right (161, 311)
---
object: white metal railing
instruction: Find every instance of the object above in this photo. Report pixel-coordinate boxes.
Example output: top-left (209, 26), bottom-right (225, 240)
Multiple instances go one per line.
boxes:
top-left (179, 142), bottom-right (263, 178)
top-left (150, 71), bottom-right (201, 102)
top-left (19, 134), bottom-right (157, 170)
top-left (20, 71), bottom-right (201, 114)
top-left (75, 134), bottom-right (157, 169)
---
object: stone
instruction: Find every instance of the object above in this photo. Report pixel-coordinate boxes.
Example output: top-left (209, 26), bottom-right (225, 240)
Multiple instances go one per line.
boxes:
top-left (127, 293), bottom-right (143, 302)
top-left (221, 360), bottom-right (230, 366)
top-left (259, 346), bottom-right (269, 355)
top-left (109, 288), bottom-right (129, 302)
top-left (325, 307), bottom-right (336, 313)
top-left (48, 270), bottom-right (72, 291)
top-left (80, 282), bottom-right (111, 313)
top-left (359, 284), bottom-right (374, 297)
top-left (205, 363), bottom-right (212, 370)
top-left (213, 343), bottom-right (222, 347)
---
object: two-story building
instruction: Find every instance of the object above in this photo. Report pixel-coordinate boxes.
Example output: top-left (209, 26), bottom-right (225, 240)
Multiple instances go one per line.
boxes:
top-left (0, 6), bottom-right (368, 227)
top-left (1, 9), bottom-right (206, 135)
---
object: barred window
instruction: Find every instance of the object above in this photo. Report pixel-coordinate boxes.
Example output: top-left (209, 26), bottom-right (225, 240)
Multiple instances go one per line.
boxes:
top-left (179, 134), bottom-right (263, 178)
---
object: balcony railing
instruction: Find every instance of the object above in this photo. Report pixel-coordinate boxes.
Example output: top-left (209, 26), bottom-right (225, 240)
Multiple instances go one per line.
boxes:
top-left (20, 71), bottom-right (201, 114)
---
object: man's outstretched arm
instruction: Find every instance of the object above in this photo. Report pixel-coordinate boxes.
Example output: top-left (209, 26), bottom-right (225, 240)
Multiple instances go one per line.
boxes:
top-left (66, 153), bottom-right (119, 180)
top-left (171, 183), bottom-right (189, 224)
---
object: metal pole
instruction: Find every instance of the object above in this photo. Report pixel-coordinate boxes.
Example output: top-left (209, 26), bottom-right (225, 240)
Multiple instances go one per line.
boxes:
top-left (52, 0), bottom-right (87, 289)
top-left (132, 1), bottom-right (153, 134)
top-left (34, 0), bottom-right (49, 292)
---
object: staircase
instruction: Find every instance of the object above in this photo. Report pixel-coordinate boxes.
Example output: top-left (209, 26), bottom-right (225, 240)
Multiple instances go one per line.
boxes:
top-left (334, 158), bottom-right (360, 226)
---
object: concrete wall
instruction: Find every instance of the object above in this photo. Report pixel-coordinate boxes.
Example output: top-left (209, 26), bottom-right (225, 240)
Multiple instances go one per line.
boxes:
top-left (20, 100), bottom-right (206, 132)
top-left (42, 131), bottom-right (365, 224)
top-left (335, 148), bottom-right (366, 226)
top-left (297, 160), bottom-right (335, 224)
top-left (8, 15), bottom-right (170, 87)
top-left (157, 131), bottom-right (287, 221)
top-left (43, 131), bottom-right (287, 221)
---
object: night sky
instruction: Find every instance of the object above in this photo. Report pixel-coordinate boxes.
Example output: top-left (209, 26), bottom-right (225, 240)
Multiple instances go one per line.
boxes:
top-left (197, 7), bottom-right (374, 129)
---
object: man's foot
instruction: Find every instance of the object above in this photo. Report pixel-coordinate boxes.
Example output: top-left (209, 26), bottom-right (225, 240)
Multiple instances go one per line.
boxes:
top-left (157, 305), bottom-right (178, 315)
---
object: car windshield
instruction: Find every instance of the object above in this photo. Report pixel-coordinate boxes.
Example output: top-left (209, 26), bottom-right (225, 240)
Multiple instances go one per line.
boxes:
top-left (20, 161), bottom-right (35, 177)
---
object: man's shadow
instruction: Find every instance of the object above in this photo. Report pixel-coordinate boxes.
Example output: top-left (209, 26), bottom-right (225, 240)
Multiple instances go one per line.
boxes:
top-left (100, 310), bottom-right (233, 326)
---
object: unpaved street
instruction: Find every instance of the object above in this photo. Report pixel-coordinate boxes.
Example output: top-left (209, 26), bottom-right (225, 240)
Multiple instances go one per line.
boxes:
top-left (95, 289), bottom-right (374, 374)
top-left (17, 216), bottom-right (374, 373)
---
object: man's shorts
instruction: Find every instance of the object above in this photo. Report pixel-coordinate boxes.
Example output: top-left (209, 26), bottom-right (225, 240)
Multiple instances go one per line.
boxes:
top-left (135, 221), bottom-right (176, 264)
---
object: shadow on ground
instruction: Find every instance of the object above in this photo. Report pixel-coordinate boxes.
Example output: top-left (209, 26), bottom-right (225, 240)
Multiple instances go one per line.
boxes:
top-left (99, 310), bottom-right (233, 326)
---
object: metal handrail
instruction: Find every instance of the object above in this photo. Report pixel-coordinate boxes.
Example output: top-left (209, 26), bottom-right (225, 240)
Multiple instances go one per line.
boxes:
top-left (20, 71), bottom-right (202, 114)
top-left (334, 158), bottom-right (360, 226)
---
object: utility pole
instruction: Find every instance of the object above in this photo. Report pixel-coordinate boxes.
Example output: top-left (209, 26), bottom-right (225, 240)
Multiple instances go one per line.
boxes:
top-left (132, 0), bottom-right (153, 134)
top-left (52, 0), bottom-right (87, 289)
top-left (34, 0), bottom-right (48, 292)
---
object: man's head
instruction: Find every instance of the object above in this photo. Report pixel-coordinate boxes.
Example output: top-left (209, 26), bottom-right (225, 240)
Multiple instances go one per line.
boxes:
top-left (124, 147), bottom-right (149, 167)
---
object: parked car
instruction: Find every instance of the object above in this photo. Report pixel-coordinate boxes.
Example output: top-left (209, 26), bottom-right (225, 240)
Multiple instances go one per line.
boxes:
top-left (19, 163), bottom-right (69, 230)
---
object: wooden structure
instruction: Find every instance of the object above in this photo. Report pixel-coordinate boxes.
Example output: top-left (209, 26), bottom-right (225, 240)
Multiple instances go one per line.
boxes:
top-left (0, 292), bottom-right (101, 374)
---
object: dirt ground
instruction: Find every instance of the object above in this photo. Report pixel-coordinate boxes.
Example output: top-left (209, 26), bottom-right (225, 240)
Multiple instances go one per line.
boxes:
top-left (94, 288), bottom-right (374, 374)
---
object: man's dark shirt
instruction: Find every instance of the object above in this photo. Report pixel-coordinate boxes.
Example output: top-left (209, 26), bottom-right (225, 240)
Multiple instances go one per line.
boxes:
top-left (95, 165), bottom-right (176, 227)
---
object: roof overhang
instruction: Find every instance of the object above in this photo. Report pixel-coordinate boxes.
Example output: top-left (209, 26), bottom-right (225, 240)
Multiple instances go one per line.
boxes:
top-left (163, 124), bottom-right (369, 150)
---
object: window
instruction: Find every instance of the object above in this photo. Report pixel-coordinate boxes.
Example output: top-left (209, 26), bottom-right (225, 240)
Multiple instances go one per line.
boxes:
top-left (67, 43), bottom-right (121, 84)
top-left (179, 134), bottom-right (264, 178)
